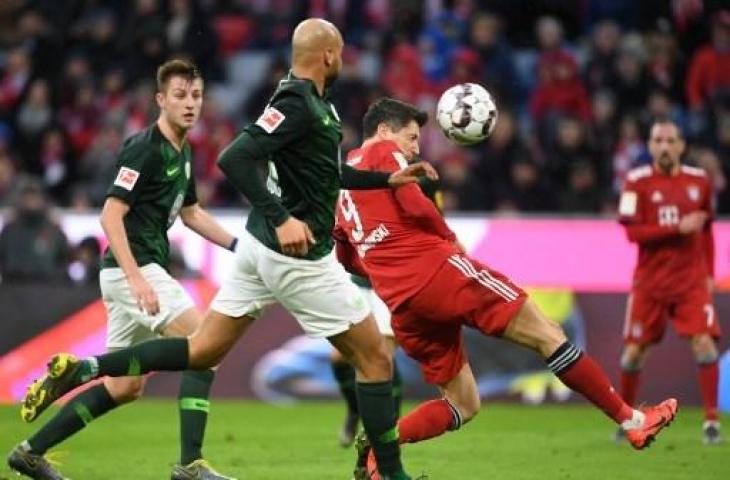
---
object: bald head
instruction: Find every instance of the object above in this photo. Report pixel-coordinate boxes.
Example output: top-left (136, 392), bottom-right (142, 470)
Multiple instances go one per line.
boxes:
top-left (292, 18), bottom-right (343, 65)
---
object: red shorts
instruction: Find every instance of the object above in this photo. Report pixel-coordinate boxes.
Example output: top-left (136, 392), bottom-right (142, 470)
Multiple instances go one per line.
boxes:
top-left (623, 284), bottom-right (721, 345)
top-left (391, 254), bottom-right (527, 385)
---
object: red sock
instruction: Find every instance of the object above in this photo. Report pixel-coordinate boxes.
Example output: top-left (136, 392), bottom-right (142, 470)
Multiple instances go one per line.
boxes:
top-left (620, 370), bottom-right (641, 407)
top-left (398, 399), bottom-right (455, 444)
top-left (698, 362), bottom-right (719, 421)
top-left (549, 344), bottom-right (633, 424)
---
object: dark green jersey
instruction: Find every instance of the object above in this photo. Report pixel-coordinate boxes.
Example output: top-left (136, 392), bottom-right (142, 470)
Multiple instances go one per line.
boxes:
top-left (101, 124), bottom-right (197, 270)
top-left (223, 72), bottom-right (343, 260)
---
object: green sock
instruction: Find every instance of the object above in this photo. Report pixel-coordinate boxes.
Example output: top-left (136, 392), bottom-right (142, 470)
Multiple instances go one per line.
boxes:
top-left (392, 361), bottom-right (402, 419)
top-left (178, 369), bottom-right (215, 465)
top-left (332, 361), bottom-right (358, 415)
top-left (356, 381), bottom-right (404, 476)
top-left (27, 384), bottom-right (117, 455)
top-left (80, 337), bottom-right (190, 380)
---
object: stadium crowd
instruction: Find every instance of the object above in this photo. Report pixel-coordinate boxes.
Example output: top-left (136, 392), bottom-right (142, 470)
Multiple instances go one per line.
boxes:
top-left (0, 0), bottom-right (729, 217)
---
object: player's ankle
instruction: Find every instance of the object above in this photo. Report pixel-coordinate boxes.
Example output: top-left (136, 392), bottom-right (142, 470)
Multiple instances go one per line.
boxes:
top-left (621, 409), bottom-right (645, 431)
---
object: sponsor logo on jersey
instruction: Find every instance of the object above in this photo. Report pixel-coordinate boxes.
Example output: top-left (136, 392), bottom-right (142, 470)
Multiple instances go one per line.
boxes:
top-left (185, 161), bottom-right (191, 179)
top-left (256, 106), bottom-right (286, 133)
top-left (356, 223), bottom-right (390, 258)
top-left (114, 167), bottom-right (140, 191)
top-left (687, 185), bottom-right (700, 202)
top-left (618, 191), bottom-right (637, 216)
top-left (651, 191), bottom-right (663, 203)
top-left (330, 103), bottom-right (341, 122)
top-left (166, 164), bottom-right (180, 177)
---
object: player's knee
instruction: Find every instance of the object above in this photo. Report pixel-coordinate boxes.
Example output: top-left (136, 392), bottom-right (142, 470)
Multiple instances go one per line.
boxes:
top-left (105, 378), bottom-right (145, 404)
top-left (620, 344), bottom-right (645, 371)
top-left (357, 347), bottom-right (392, 381)
top-left (691, 335), bottom-right (718, 363)
top-left (187, 336), bottom-right (221, 369)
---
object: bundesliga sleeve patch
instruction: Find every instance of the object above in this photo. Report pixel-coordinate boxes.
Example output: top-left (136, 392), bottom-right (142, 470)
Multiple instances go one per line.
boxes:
top-left (618, 191), bottom-right (637, 216)
top-left (256, 106), bottom-right (286, 133)
top-left (114, 167), bottom-right (140, 191)
top-left (391, 151), bottom-right (408, 170)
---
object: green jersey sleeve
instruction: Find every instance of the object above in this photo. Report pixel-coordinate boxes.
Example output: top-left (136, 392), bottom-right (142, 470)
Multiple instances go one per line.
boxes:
top-left (217, 94), bottom-right (312, 226)
top-left (107, 141), bottom-right (156, 205)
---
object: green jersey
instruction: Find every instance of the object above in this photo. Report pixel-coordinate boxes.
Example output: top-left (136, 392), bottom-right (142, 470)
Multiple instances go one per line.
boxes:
top-left (236, 72), bottom-right (343, 259)
top-left (101, 124), bottom-right (197, 270)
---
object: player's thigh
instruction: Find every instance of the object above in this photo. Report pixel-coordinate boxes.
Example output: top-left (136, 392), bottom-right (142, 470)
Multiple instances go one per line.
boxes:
top-left (672, 288), bottom-right (721, 340)
top-left (439, 363), bottom-right (480, 423)
top-left (502, 299), bottom-right (567, 357)
top-left (187, 309), bottom-right (256, 369)
top-left (329, 314), bottom-right (391, 381)
top-left (624, 290), bottom-right (666, 345)
top-left (392, 308), bottom-right (466, 386)
top-left (160, 307), bottom-right (202, 338)
top-left (100, 264), bottom-right (196, 348)
top-left (263, 249), bottom-right (370, 339)
top-left (209, 232), bottom-right (277, 322)
top-left (362, 286), bottom-right (394, 337)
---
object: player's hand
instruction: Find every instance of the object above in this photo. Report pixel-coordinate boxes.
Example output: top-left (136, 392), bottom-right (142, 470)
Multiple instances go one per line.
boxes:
top-left (388, 161), bottom-right (439, 187)
top-left (276, 216), bottom-right (316, 256)
top-left (128, 273), bottom-right (159, 316)
top-left (678, 211), bottom-right (708, 234)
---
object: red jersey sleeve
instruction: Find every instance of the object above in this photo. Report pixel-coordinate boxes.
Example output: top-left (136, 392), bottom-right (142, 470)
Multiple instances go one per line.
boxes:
top-left (333, 223), bottom-right (369, 278)
top-left (619, 174), bottom-right (680, 244)
top-left (370, 142), bottom-right (456, 241)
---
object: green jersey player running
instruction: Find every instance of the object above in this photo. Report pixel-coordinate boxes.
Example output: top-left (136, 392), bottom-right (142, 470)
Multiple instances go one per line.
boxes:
top-left (18, 19), bottom-right (434, 480)
top-left (9, 59), bottom-right (237, 480)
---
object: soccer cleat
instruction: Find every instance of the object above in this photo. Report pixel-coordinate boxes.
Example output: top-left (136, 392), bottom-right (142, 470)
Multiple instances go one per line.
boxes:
top-left (339, 410), bottom-right (360, 448)
top-left (21, 354), bottom-right (83, 423)
top-left (171, 459), bottom-right (237, 480)
top-left (614, 426), bottom-right (626, 442)
top-left (352, 430), bottom-right (371, 479)
top-left (703, 420), bottom-right (723, 445)
top-left (7, 446), bottom-right (67, 480)
top-left (625, 398), bottom-right (678, 450)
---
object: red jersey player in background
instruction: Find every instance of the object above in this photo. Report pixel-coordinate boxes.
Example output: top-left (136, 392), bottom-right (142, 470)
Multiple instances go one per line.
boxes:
top-left (334, 98), bottom-right (678, 479)
top-left (617, 119), bottom-right (722, 444)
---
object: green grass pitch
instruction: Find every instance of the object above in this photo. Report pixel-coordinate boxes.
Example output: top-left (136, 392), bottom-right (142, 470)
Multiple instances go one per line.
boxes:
top-left (0, 401), bottom-right (727, 479)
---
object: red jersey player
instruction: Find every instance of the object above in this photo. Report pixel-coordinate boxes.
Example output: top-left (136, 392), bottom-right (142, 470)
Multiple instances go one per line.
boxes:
top-left (335, 98), bottom-right (678, 480)
top-left (618, 119), bottom-right (722, 444)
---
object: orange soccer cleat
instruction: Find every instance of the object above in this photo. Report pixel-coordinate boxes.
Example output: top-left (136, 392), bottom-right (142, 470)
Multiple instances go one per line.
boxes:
top-left (625, 398), bottom-right (679, 450)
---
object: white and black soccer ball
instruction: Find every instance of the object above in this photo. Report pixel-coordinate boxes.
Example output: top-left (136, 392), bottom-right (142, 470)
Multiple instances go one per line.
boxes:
top-left (436, 83), bottom-right (498, 146)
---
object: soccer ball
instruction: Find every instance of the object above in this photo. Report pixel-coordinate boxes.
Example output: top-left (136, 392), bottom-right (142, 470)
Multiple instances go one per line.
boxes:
top-left (436, 83), bottom-right (498, 146)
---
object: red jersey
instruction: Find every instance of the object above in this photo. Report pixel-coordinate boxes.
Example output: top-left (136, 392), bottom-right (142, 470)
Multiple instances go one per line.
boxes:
top-left (618, 164), bottom-right (714, 296)
top-left (333, 140), bottom-right (457, 311)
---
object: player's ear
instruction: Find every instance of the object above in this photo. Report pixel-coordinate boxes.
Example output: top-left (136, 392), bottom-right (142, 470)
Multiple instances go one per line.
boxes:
top-left (376, 122), bottom-right (390, 138)
top-left (155, 91), bottom-right (165, 109)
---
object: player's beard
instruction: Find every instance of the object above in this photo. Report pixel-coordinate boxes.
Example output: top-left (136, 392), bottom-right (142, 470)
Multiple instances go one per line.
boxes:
top-left (656, 153), bottom-right (676, 174)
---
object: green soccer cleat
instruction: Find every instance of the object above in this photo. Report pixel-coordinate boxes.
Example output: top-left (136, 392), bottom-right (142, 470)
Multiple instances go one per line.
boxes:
top-left (7, 445), bottom-right (68, 480)
top-left (703, 420), bottom-right (723, 445)
top-left (171, 459), bottom-right (237, 480)
top-left (352, 430), bottom-right (371, 480)
top-left (21, 354), bottom-right (83, 423)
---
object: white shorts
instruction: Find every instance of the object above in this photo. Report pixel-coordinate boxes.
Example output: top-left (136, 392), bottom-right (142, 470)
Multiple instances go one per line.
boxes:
top-left (100, 263), bottom-right (195, 349)
top-left (359, 286), bottom-right (393, 337)
top-left (211, 232), bottom-right (370, 338)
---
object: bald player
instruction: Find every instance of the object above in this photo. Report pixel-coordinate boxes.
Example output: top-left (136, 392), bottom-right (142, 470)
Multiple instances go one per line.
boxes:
top-left (21, 18), bottom-right (434, 480)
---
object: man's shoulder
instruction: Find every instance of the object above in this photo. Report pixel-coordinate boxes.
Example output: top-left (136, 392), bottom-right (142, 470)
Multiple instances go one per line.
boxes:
top-left (364, 140), bottom-right (406, 169)
top-left (120, 126), bottom-right (159, 158)
top-left (625, 165), bottom-right (654, 186)
top-left (680, 165), bottom-right (708, 179)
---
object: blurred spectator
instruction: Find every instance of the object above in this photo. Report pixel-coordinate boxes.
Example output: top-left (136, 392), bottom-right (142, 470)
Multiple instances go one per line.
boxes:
top-left (67, 235), bottom-right (101, 286)
top-left (58, 82), bottom-right (100, 157)
top-left (544, 116), bottom-right (597, 188)
top-left (438, 150), bottom-right (486, 211)
top-left (588, 89), bottom-right (619, 166)
top-left (0, 149), bottom-right (17, 207)
top-left (476, 110), bottom-right (529, 195)
top-left (15, 78), bottom-right (53, 146)
top-left (468, 12), bottom-right (520, 107)
top-left (610, 37), bottom-right (651, 115)
top-left (0, 178), bottom-right (69, 283)
top-left (612, 115), bottom-right (649, 192)
top-left (644, 18), bottom-right (686, 104)
top-left (0, 47), bottom-right (31, 113)
top-left (381, 43), bottom-right (430, 104)
top-left (78, 124), bottom-right (124, 206)
top-left (38, 128), bottom-right (72, 200)
top-left (584, 20), bottom-right (622, 92)
top-left (559, 161), bottom-right (609, 213)
top-left (418, 2), bottom-right (468, 82)
top-left (496, 156), bottom-right (557, 213)
top-left (686, 10), bottom-right (730, 137)
top-left (167, 0), bottom-right (222, 81)
top-left (530, 52), bottom-right (591, 126)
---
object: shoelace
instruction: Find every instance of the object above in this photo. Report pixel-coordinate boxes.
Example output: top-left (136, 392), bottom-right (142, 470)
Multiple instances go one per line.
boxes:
top-left (43, 450), bottom-right (69, 468)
